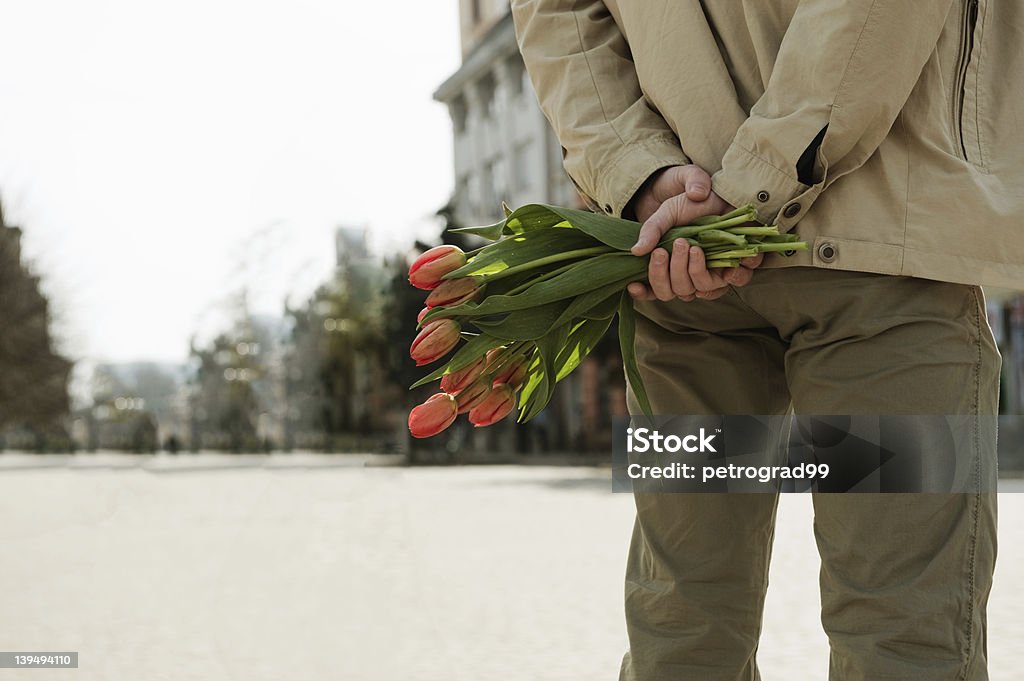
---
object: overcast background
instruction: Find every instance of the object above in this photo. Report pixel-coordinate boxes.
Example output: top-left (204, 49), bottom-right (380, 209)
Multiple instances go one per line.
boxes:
top-left (0, 0), bottom-right (460, 370)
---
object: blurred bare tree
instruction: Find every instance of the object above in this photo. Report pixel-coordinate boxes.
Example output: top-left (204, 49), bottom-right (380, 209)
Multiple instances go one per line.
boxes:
top-left (0, 198), bottom-right (72, 450)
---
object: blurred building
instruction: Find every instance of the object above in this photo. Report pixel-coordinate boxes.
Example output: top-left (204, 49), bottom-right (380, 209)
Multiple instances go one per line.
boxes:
top-left (434, 7), bottom-right (581, 229)
top-left (0, 199), bottom-right (72, 450)
top-left (75, 361), bottom-right (184, 452)
top-left (433, 4), bottom-right (624, 452)
top-left (281, 228), bottom-right (395, 450)
top-left (986, 290), bottom-right (1024, 415)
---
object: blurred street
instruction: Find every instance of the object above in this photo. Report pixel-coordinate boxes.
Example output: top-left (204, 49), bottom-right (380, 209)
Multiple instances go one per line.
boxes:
top-left (0, 455), bottom-right (1021, 681)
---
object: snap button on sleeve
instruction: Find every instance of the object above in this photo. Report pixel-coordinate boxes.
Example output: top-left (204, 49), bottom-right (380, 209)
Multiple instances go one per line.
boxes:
top-left (817, 242), bottom-right (838, 263)
top-left (783, 202), bottom-right (802, 219)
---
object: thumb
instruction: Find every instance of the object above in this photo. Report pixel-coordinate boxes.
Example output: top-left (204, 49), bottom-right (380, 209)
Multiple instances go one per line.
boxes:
top-left (681, 166), bottom-right (711, 201)
top-left (631, 194), bottom-right (685, 255)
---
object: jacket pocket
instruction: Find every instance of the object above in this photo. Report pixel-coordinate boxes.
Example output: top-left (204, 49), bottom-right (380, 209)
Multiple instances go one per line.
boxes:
top-left (953, 0), bottom-right (983, 165)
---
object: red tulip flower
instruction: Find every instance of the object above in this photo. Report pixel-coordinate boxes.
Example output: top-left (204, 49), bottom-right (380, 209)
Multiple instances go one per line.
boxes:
top-left (492, 356), bottom-right (528, 389)
top-left (440, 357), bottom-right (486, 394)
top-left (455, 378), bottom-right (492, 414)
top-left (408, 393), bottom-right (458, 438)
top-left (410, 319), bottom-right (460, 366)
top-left (469, 383), bottom-right (516, 427)
top-left (425, 277), bottom-right (482, 308)
top-left (408, 245), bottom-right (467, 290)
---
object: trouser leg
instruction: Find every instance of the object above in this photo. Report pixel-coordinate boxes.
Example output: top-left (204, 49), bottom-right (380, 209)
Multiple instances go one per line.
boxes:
top-left (620, 295), bottom-right (788, 681)
top-left (766, 270), bottom-right (1000, 680)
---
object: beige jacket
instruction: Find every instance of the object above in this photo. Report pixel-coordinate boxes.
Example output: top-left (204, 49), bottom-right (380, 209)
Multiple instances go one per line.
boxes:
top-left (511, 0), bottom-right (1024, 289)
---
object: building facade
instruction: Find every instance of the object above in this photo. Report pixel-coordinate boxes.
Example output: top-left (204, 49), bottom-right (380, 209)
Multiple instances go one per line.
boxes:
top-left (434, 9), bottom-right (581, 230)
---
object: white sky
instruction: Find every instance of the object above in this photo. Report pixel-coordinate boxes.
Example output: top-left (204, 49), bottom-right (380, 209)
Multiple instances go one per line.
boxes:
top-left (0, 0), bottom-right (460, 366)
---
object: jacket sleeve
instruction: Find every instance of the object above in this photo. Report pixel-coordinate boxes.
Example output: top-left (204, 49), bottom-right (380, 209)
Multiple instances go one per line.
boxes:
top-left (711, 0), bottom-right (956, 227)
top-left (511, 0), bottom-right (690, 218)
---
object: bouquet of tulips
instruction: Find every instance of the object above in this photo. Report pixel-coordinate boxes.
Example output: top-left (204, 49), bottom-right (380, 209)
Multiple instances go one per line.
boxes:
top-left (406, 203), bottom-right (806, 438)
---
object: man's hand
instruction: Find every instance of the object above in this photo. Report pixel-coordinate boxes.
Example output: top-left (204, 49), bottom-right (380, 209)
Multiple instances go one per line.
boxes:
top-left (625, 165), bottom-right (763, 302)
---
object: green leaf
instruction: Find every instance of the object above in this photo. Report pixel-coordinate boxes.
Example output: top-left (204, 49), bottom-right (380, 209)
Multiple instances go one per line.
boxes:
top-left (517, 324), bottom-right (570, 422)
top-left (409, 333), bottom-right (505, 389)
top-left (429, 252), bottom-right (647, 321)
top-left (617, 293), bottom-right (653, 418)
top-left (553, 316), bottom-right (615, 382)
top-left (505, 204), bottom-right (642, 251)
top-left (550, 274), bottom-right (642, 328)
top-left (444, 227), bottom-right (600, 280)
top-left (449, 217), bottom-right (508, 241)
top-left (473, 299), bottom-right (572, 341)
top-left (582, 290), bottom-right (624, 320)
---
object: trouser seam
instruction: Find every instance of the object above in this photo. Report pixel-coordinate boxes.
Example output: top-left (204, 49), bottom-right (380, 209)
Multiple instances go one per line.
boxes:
top-left (959, 286), bottom-right (984, 680)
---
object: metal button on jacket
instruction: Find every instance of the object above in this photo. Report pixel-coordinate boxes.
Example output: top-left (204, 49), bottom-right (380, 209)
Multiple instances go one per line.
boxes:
top-left (783, 202), bottom-right (802, 218)
top-left (818, 242), bottom-right (838, 263)
top-left (756, 190), bottom-right (770, 202)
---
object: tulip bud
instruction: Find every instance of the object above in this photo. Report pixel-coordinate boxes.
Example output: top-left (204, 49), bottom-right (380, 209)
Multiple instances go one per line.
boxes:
top-left (425, 277), bottom-right (482, 308)
top-left (469, 384), bottom-right (516, 427)
top-left (418, 306), bottom-right (451, 326)
top-left (455, 378), bottom-right (492, 414)
top-left (493, 357), bottom-right (528, 390)
top-left (410, 319), bottom-right (460, 366)
top-left (409, 245), bottom-right (467, 290)
top-left (440, 357), bottom-right (486, 394)
top-left (408, 393), bottom-right (458, 438)
top-left (485, 346), bottom-right (508, 370)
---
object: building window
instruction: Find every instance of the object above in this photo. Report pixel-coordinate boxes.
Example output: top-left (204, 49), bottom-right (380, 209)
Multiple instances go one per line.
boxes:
top-left (507, 56), bottom-right (525, 98)
top-left (476, 72), bottom-right (496, 120)
top-left (514, 141), bottom-right (532, 192)
top-left (480, 162), bottom-right (495, 215)
top-left (450, 96), bottom-right (467, 134)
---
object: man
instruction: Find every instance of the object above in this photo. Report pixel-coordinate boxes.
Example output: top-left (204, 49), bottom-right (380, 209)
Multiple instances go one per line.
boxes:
top-left (511, 1), bottom-right (1022, 679)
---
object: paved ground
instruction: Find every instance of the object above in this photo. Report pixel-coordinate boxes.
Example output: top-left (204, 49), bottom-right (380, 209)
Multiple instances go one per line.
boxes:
top-left (0, 454), bottom-right (1021, 680)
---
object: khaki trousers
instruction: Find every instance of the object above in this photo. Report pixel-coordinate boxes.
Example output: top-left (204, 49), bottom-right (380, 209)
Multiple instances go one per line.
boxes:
top-left (620, 268), bottom-right (999, 681)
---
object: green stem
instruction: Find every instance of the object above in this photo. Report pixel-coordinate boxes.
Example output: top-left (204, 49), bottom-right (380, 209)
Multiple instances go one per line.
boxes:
top-left (690, 204), bottom-right (757, 226)
top-left (481, 245), bottom-right (614, 282)
top-left (725, 226), bottom-right (779, 236)
top-left (660, 212), bottom-right (759, 243)
top-left (707, 248), bottom-right (759, 259)
top-left (697, 229), bottom-right (747, 247)
top-left (753, 242), bottom-right (809, 253)
top-left (502, 260), bottom-right (581, 296)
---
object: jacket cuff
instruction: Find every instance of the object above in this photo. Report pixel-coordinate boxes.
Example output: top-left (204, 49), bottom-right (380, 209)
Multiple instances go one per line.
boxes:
top-left (711, 142), bottom-right (822, 230)
top-left (586, 138), bottom-right (690, 219)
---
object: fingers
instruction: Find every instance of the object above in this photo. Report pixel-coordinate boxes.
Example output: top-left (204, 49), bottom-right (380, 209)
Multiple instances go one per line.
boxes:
top-left (723, 266), bottom-right (753, 287)
top-left (627, 281), bottom-right (655, 301)
top-left (695, 288), bottom-right (729, 301)
top-left (740, 253), bottom-right (765, 270)
top-left (654, 165), bottom-right (711, 203)
top-left (647, 248), bottom-right (675, 301)
top-left (631, 195), bottom-right (681, 255)
top-left (675, 165), bottom-right (711, 202)
top-left (669, 239), bottom-right (696, 299)
top-left (687, 246), bottom-right (728, 293)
